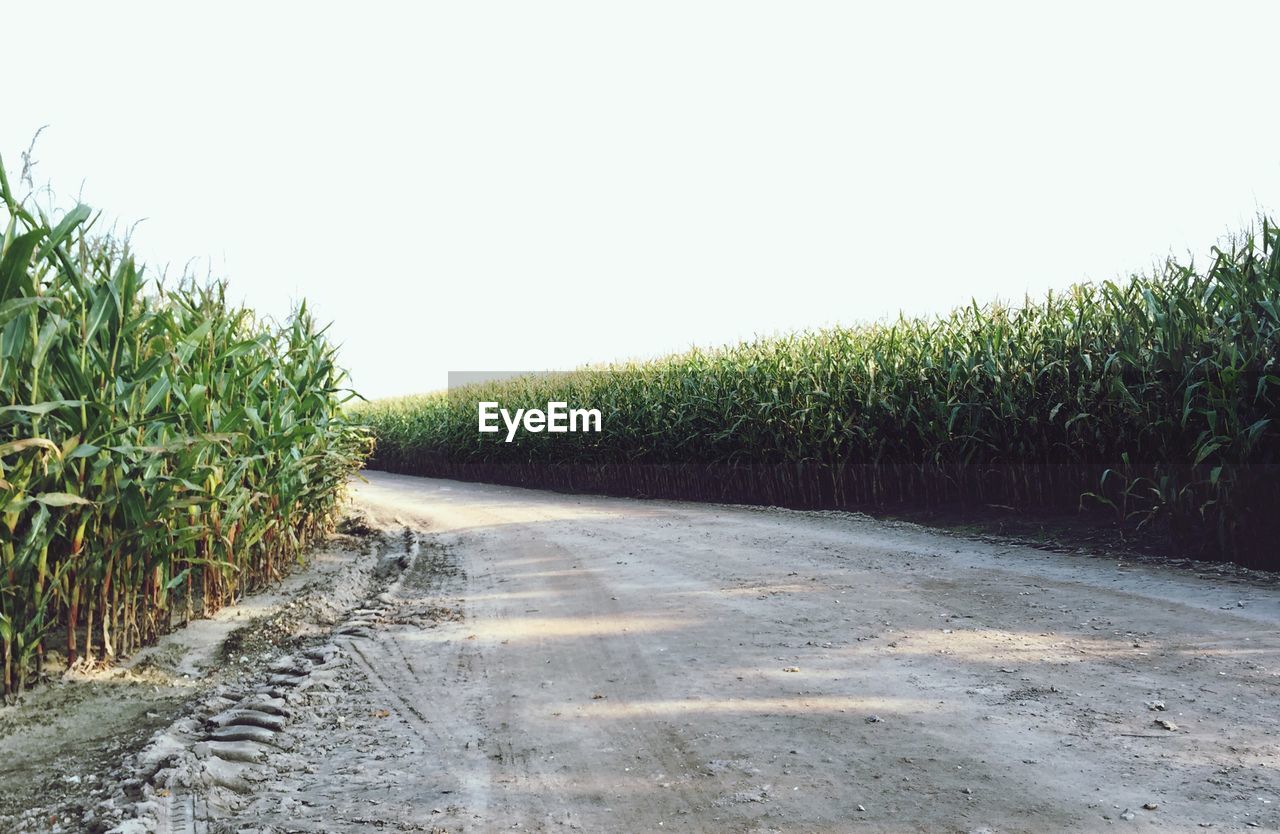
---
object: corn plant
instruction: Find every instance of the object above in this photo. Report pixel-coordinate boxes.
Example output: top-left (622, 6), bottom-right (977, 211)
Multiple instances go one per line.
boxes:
top-left (0, 157), bottom-right (370, 695)
top-left (356, 220), bottom-right (1280, 568)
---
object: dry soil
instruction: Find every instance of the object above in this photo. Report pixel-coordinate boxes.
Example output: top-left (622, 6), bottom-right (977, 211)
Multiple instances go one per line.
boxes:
top-left (6, 471), bottom-right (1280, 833)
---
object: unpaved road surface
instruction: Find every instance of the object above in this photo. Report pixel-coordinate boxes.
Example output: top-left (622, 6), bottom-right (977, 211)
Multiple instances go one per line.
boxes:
top-left (215, 471), bottom-right (1279, 833)
top-left (13, 471), bottom-right (1277, 833)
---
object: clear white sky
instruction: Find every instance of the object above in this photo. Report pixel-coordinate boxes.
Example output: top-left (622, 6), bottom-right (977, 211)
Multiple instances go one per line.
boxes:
top-left (5, 3), bottom-right (1280, 399)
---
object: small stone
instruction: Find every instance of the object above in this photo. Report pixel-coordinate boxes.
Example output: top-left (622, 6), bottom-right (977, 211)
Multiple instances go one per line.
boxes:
top-left (1143, 803), bottom-right (1159, 810)
top-left (864, 715), bottom-right (883, 724)
top-left (1120, 809), bottom-right (1135, 821)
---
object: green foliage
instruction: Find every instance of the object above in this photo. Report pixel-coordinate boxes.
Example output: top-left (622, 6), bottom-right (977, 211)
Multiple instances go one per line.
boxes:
top-left (0, 159), bottom-right (370, 694)
top-left (358, 221), bottom-right (1280, 567)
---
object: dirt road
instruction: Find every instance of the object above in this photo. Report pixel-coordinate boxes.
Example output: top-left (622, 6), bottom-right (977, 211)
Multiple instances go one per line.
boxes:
top-left (225, 472), bottom-right (1279, 832)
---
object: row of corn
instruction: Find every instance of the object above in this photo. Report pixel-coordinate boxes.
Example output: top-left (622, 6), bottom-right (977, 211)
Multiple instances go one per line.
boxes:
top-left (0, 160), bottom-right (369, 694)
top-left (358, 220), bottom-right (1280, 568)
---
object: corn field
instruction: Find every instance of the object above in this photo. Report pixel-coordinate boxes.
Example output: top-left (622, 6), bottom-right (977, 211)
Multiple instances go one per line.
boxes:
top-left (0, 160), bottom-right (369, 695)
top-left (359, 220), bottom-right (1280, 568)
